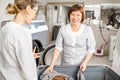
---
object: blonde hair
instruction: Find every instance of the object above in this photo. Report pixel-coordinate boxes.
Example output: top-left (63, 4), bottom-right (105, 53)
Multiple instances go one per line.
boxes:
top-left (6, 0), bottom-right (38, 14)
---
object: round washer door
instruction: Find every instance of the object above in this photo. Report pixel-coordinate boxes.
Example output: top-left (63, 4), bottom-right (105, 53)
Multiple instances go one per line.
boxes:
top-left (41, 42), bottom-right (62, 65)
top-left (32, 39), bottom-right (44, 66)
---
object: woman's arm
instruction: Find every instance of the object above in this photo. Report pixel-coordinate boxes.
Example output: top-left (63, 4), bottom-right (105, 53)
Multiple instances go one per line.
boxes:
top-left (80, 27), bottom-right (96, 72)
top-left (46, 48), bottom-right (60, 72)
top-left (46, 26), bottom-right (64, 72)
top-left (80, 53), bottom-right (93, 71)
top-left (51, 48), bottom-right (60, 66)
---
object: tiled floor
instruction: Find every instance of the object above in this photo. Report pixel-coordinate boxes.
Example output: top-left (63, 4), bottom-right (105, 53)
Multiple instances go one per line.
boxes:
top-left (88, 55), bottom-right (112, 66)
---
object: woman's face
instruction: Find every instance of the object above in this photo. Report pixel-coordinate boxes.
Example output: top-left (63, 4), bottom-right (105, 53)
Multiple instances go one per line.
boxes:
top-left (70, 10), bottom-right (82, 25)
top-left (25, 6), bottom-right (38, 24)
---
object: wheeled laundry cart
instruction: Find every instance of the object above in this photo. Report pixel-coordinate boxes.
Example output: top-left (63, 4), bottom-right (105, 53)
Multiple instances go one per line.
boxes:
top-left (37, 65), bottom-right (120, 80)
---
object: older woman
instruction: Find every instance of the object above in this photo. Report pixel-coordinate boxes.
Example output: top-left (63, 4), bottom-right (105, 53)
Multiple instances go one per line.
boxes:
top-left (46, 4), bottom-right (96, 72)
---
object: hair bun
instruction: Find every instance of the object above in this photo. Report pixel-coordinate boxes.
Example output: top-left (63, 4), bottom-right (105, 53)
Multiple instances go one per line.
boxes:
top-left (6, 3), bottom-right (19, 14)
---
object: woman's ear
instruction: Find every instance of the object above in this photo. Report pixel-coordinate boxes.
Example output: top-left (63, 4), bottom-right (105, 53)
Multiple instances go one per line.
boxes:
top-left (25, 5), bottom-right (32, 14)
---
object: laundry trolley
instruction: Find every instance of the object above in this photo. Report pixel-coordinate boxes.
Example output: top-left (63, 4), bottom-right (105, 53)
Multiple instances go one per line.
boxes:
top-left (39, 41), bottom-right (120, 80)
top-left (37, 65), bottom-right (120, 80)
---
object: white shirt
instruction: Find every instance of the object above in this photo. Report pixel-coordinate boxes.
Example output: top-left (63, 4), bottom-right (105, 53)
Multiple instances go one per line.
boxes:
top-left (0, 22), bottom-right (37, 80)
top-left (55, 24), bottom-right (96, 65)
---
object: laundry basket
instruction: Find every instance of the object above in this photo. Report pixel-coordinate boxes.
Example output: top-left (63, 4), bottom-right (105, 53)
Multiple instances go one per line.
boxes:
top-left (38, 65), bottom-right (120, 80)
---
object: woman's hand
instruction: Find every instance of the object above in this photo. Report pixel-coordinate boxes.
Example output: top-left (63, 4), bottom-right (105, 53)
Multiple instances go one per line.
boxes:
top-left (33, 47), bottom-right (40, 58)
top-left (34, 53), bottom-right (40, 58)
top-left (80, 53), bottom-right (93, 71)
top-left (45, 65), bottom-right (54, 72)
top-left (80, 62), bottom-right (86, 72)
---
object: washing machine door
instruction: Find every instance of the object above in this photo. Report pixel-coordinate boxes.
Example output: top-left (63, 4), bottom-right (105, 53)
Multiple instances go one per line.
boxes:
top-left (41, 41), bottom-right (62, 65)
top-left (32, 40), bottom-right (44, 53)
top-left (32, 40), bottom-right (44, 66)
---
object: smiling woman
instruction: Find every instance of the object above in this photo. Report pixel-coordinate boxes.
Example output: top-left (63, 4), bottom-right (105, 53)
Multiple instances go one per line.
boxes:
top-left (0, 0), bottom-right (39, 80)
top-left (46, 4), bottom-right (96, 73)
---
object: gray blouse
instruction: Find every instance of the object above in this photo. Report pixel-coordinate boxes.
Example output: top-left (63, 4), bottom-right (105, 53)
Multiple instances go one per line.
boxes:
top-left (55, 24), bottom-right (96, 65)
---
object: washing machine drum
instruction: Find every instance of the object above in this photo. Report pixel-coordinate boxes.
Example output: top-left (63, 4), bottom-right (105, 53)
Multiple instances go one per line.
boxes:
top-left (32, 40), bottom-right (44, 53)
top-left (41, 41), bottom-right (62, 65)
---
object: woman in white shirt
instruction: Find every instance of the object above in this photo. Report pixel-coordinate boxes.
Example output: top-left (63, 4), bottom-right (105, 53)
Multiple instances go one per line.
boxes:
top-left (46, 4), bottom-right (96, 72)
top-left (0, 0), bottom-right (38, 80)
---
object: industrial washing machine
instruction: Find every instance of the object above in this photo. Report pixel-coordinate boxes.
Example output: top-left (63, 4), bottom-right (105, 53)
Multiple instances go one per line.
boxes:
top-left (25, 20), bottom-right (48, 48)
top-left (24, 20), bottom-right (48, 66)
